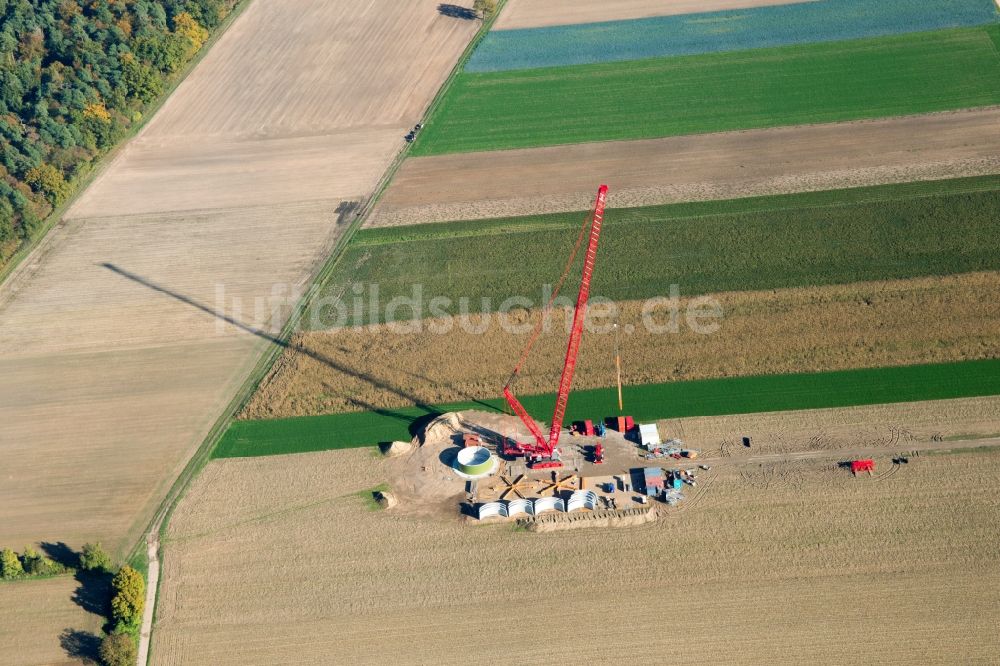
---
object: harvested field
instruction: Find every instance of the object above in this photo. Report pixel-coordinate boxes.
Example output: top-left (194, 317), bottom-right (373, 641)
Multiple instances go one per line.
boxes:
top-left (494, 0), bottom-right (820, 30)
top-left (0, 576), bottom-right (105, 665)
top-left (247, 273), bottom-right (1000, 419)
top-left (663, 396), bottom-right (1000, 458)
top-left (412, 26), bottom-right (1000, 155)
top-left (0, 0), bottom-right (479, 561)
top-left (471, 0), bottom-right (999, 72)
top-left (371, 107), bottom-right (1000, 226)
top-left (69, 1), bottom-right (478, 218)
top-left (151, 445), bottom-right (1000, 664)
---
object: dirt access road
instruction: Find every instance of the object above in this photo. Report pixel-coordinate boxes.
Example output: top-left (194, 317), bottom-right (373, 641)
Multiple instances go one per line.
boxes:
top-left (494, 0), bottom-right (819, 30)
top-left (367, 107), bottom-right (1000, 227)
top-left (0, 0), bottom-right (478, 561)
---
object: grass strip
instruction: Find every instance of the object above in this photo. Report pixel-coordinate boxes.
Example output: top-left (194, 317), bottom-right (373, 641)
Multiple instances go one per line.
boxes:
top-left (214, 359), bottom-right (1000, 458)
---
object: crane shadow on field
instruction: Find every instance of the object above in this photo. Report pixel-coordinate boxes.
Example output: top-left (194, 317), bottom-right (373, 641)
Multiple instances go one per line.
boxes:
top-left (100, 262), bottom-right (495, 435)
top-left (438, 4), bottom-right (477, 20)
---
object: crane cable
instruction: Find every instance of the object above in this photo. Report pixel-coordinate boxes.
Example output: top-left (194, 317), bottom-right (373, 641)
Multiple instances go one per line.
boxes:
top-left (504, 206), bottom-right (596, 389)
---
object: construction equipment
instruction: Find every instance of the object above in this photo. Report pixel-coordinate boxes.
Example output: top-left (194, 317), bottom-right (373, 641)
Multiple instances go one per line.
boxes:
top-left (608, 415), bottom-right (635, 433)
top-left (850, 459), bottom-right (875, 475)
top-left (502, 185), bottom-right (609, 469)
top-left (593, 442), bottom-right (605, 464)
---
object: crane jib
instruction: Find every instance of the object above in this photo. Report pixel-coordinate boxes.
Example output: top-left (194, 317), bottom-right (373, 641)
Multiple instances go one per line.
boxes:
top-left (501, 185), bottom-right (608, 461)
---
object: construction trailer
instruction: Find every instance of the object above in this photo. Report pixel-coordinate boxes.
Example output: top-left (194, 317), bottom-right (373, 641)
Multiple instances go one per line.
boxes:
top-left (643, 466), bottom-right (664, 496)
top-left (638, 423), bottom-right (661, 450)
top-left (609, 415), bottom-right (635, 433)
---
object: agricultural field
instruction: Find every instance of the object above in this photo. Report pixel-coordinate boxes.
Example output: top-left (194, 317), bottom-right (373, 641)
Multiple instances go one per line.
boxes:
top-left (245, 272), bottom-right (1000, 422)
top-left (151, 445), bottom-right (1000, 664)
top-left (0, 0), bottom-right (479, 566)
top-left (317, 177), bottom-right (1000, 326)
top-left (225, 359), bottom-right (1000, 456)
top-left (412, 26), bottom-right (1000, 155)
top-left (470, 0), bottom-right (999, 72)
top-left (370, 105), bottom-right (1000, 227)
top-left (493, 0), bottom-right (821, 30)
top-left (69, 0), bottom-right (478, 218)
top-left (0, 576), bottom-right (105, 665)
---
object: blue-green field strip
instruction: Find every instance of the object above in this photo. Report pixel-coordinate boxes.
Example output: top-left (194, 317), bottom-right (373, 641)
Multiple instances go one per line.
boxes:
top-left (468, 0), bottom-right (1000, 72)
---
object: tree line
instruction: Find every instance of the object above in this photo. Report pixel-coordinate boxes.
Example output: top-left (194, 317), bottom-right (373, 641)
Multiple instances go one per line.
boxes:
top-left (2, 542), bottom-right (145, 666)
top-left (0, 0), bottom-right (239, 266)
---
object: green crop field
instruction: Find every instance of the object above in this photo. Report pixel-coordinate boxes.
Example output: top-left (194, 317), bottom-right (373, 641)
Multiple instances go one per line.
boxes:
top-left (412, 26), bottom-right (1000, 155)
top-left (215, 359), bottom-right (1000, 458)
top-left (308, 176), bottom-right (1000, 327)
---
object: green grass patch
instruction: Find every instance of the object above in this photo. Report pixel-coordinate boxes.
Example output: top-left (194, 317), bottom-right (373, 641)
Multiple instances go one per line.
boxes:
top-left (357, 483), bottom-right (392, 511)
top-left (214, 359), bottom-right (1000, 458)
top-left (412, 26), bottom-right (1000, 155)
top-left (942, 432), bottom-right (1000, 442)
top-left (308, 175), bottom-right (1000, 327)
top-left (924, 444), bottom-right (1000, 455)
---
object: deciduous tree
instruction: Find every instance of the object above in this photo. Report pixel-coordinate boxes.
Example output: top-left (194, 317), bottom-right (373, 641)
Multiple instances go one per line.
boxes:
top-left (110, 565), bottom-right (145, 633)
top-left (79, 542), bottom-right (113, 573)
top-left (99, 633), bottom-right (137, 666)
top-left (474, 0), bottom-right (497, 18)
top-left (0, 548), bottom-right (23, 579)
top-left (25, 164), bottom-right (71, 206)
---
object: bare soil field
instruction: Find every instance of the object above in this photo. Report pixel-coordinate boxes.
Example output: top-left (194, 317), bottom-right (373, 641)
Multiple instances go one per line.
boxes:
top-left (664, 396), bottom-right (1000, 457)
top-left (244, 272), bottom-right (1000, 418)
top-left (69, 0), bottom-right (477, 218)
top-left (367, 107), bottom-right (1000, 227)
top-left (0, 0), bottom-right (479, 562)
top-left (0, 576), bottom-right (105, 665)
top-left (151, 442), bottom-right (1000, 664)
top-left (494, 0), bottom-right (818, 30)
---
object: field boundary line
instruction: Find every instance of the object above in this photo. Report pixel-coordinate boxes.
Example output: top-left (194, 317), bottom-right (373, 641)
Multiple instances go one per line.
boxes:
top-left (0, 0), bottom-right (256, 291)
top-left (136, 6), bottom-right (507, 663)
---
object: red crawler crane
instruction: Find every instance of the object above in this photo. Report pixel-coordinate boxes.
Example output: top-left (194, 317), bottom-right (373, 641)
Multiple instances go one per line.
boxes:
top-left (502, 185), bottom-right (608, 469)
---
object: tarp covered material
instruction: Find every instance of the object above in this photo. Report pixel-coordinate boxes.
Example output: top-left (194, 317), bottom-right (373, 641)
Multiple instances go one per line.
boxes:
top-left (534, 497), bottom-right (565, 514)
top-left (478, 502), bottom-right (508, 520)
top-left (639, 423), bottom-right (661, 449)
top-left (507, 499), bottom-right (534, 518)
top-left (567, 490), bottom-right (599, 512)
